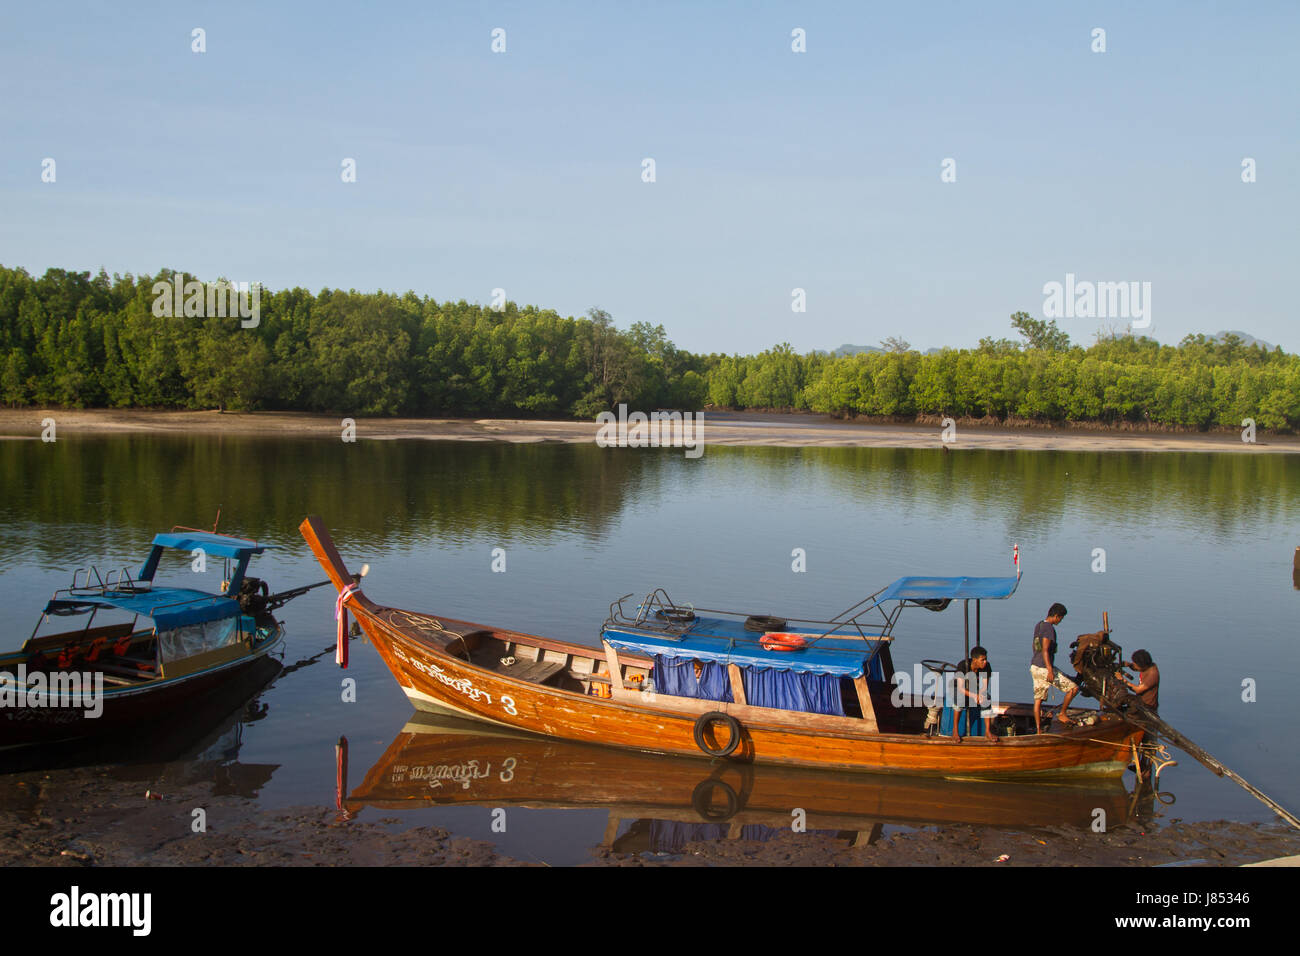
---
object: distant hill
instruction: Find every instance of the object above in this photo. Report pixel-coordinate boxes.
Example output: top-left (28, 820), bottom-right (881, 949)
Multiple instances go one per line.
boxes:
top-left (1209, 330), bottom-right (1274, 350)
top-left (814, 333), bottom-right (1275, 358)
top-left (821, 343), bottom-right (944, 357)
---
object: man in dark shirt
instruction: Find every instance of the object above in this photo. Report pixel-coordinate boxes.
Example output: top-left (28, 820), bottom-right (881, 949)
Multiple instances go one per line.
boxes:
top-left (1122, 649), bottom-right (1160, 712)
top-left (1030, 603), bottom-right (1079, 733)
top-left (952, 645), bottom-right (998, 741)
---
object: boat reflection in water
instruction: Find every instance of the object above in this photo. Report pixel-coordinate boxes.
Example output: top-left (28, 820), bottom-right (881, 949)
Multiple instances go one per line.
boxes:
top-left (343, 716), bottom-right (1156, 855)
top-left (0, 654), bottom-right (282, 793)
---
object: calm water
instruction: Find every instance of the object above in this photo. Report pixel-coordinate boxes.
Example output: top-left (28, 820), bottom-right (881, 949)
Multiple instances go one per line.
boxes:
top-left (2, 436), bottom-right (1298, 864)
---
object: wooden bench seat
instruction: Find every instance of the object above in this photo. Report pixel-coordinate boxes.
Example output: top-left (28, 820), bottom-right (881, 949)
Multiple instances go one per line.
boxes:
top-left (98, 661), bottom-right (156, 680)
top-left (496, 658), bottom-right (567, 686)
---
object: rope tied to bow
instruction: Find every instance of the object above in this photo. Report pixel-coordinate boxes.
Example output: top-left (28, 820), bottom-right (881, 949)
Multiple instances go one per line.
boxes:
top-left (335, 582), bottom-right (360, 668)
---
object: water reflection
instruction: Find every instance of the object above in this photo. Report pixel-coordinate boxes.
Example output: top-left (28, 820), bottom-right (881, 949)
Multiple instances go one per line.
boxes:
top-left (0, 436), bottom-right (1290, 828)
top-left (3, 438), bottom-right (1296, 569)
top-left (0, 437), bottom-right (648, 565)
top-left (341, 715), bottom-right (1139, 855)
top-left (0, 655), bottom-right (282, 790)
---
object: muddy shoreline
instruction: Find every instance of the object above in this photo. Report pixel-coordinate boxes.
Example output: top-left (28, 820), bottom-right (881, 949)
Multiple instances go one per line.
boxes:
top-left (4, 762), bottom-right (1298, 867)
top-left (2, 408), bottom-right (1298, 454)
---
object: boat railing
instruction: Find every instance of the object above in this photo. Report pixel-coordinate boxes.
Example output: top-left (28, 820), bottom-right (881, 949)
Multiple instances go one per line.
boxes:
top-left (70, 567), bottom-right (106, 592)
top-left (603, 585), bottom-right (901, 646)
top-left (65, 566), bottom-right (152, 598)
top-left (103, 567), bottom-right (149, 593)
top-left (687, 606), bottom-right (895, 644)
top-left (605, 589), bottom-right (697, 636)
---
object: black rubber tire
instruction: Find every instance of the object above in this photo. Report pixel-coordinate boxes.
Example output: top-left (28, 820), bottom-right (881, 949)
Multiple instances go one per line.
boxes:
top-left (743, 615), bottom-right (787, 632)
top-left (693, 711), bottom-right (742, 758)
top-left (691, 778), bottom-right (741, 821)
top-left (656, 607), bottom-right (697, 623)
top-left (910, 598), bottom-right (951, 612)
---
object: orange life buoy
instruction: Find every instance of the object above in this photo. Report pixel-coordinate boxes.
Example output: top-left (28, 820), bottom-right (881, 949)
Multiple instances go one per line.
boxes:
top-left (760, 632), bottom-right (807, 652)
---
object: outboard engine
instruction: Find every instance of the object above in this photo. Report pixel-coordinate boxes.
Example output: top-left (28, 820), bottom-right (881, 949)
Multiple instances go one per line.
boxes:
top-left (237, 576), bottom-right (272, 623)
top-left (1069, 630), bottom-right (1124, 703)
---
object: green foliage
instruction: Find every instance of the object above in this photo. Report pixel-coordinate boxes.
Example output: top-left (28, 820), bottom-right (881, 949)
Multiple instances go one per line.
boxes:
top-left (1010, 311), bottom-right (1071, 351)
top-left (0, 264), bottom-right (1295, 432)
top-left (0, 265), bottom-right (708, 420)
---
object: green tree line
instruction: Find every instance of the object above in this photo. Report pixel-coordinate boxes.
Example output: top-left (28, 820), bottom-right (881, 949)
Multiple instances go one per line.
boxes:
top-left (2, 265), bottom-right (1296, 430)
top-left (0, 266), bottom-right (707, 416)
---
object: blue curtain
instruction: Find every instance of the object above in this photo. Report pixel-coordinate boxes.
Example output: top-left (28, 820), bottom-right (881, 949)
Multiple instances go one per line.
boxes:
top-left (649, 821), bottom-right (730, 852)
top-left (741, 667), bottom-right (844, 716)
top-left (866, 654), bottom-right (885, 682)
top-left (652, 655), bottom-right (858, 716)
top-left (652, 656), bottom-right (734, 702)
top-left (648, 821), bottom-right (837, 853)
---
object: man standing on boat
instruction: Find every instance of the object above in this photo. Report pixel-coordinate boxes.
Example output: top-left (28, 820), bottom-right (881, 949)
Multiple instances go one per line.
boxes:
top-left (1031, 603), bottom-right (1079, 733)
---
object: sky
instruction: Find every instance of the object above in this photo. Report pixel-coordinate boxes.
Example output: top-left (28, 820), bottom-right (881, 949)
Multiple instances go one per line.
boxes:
top-left (1, 1), bottom-right (1296, 355)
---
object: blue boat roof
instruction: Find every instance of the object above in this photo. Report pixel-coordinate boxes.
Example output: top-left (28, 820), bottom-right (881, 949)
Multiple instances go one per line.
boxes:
top-left (149, 532), bottom-right (272, 560)
top-left (603, 616), bottom-right (883, 677)
top-left (44, 587), bottom-right (241, 631)
top-left (877, 575), bottom-right (1021, 602)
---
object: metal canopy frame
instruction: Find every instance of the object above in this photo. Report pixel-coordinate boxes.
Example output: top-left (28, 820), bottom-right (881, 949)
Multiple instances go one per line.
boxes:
top-left (602, 572), bottom-right (1023, 654)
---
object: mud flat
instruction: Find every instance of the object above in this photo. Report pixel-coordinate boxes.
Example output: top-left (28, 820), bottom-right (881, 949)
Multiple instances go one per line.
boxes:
top-left (2, 408), bottom-right (1297, 454)
top-left (4, 763), bottom-right (1299, 867)
top-left (589, 820), bottom-right (1300, 867)
top-left (0, 766), bottom-right (521, 867)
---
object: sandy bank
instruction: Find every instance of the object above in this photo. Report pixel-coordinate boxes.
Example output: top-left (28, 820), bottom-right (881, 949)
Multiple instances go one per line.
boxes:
top-left (1, 408), bottom-right (1297, 454)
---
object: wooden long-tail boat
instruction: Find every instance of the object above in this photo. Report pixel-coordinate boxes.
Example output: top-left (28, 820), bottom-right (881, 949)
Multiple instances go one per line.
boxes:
top-left (1, 529), bottom-right (323, 750)
top-left (301, 516), bottom-right (1144, 779)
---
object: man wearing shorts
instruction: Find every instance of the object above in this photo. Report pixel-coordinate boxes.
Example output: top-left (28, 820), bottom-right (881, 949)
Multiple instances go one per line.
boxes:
top-left (953, 646), bottom-right (998, 741)
top-left (1031, 603), bottom-right (1079, 733)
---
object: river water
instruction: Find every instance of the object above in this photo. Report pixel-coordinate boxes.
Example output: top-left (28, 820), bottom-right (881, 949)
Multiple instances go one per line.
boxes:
top-left (2, 436), bottom-right (1297, 864)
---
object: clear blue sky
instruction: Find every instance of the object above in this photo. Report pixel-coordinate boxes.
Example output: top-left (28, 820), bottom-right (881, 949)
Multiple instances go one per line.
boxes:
top-left (1, 1), bottom-right (1296, 355)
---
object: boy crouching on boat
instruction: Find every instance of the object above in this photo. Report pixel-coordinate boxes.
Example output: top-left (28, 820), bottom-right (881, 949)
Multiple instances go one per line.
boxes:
top-left (952, 646), bottom-right (998, 741)
top-left (1031, 603), bottom-right (1079, 733)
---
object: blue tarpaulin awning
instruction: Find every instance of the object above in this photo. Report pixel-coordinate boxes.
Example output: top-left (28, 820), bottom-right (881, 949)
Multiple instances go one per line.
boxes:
top-left (876, 575), bottom-right (1021, 602)
top-left (43, 587), bottom-right (241, 631)
top-left (137, 532), bottom-right (273, 589)
top-left (147, 532), bottom-right (271, 560)
top-left (602, 617), bottom-right (881, 678)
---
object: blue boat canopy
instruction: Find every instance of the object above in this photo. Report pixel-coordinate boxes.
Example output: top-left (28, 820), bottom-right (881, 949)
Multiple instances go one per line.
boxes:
top-left (44, 587), bottom-right (241, 632)
top-left (147, 532), bottom-right (272, 561)
top-left (603, 618), bottom-right (883, 678)
top-left (877, 575), bottom-right (1021, 602)
top-left (137, 532), bottom-right (272, 593)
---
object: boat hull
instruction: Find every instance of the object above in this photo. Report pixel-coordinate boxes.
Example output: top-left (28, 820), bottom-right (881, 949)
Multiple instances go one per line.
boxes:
top-left (297, 515), bottom-right (1143, 780)
top-left (357, 602), bottom-right (1140, 779)
top-left (0, 629), bottom-right (284, 750)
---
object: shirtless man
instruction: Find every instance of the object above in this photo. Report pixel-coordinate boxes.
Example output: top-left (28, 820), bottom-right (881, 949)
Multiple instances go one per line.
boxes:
top-left (1121, 649), bottom-right (1160, 712)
